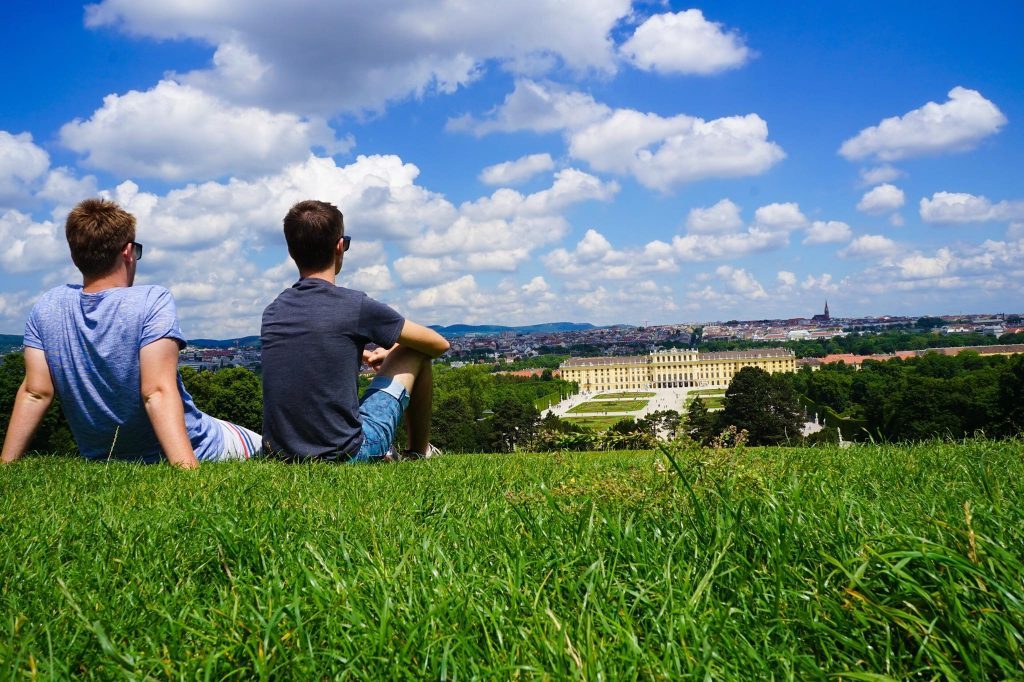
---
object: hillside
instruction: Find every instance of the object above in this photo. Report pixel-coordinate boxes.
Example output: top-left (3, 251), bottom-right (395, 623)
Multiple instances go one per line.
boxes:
top-left (1, 441), bottom-right (1021, 678)
top-left (429, 321), bottom-right (601, 336)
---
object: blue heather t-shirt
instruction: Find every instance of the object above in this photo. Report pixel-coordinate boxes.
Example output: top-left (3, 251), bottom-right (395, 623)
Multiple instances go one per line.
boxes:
top-left (23, 284), bottom-right (224, 463)
top-left (261, 278), bottom-right (405, 460)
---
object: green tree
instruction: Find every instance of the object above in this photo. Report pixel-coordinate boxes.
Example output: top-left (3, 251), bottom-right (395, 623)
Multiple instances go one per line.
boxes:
top-left (0, 352), bottom-right (75, 453)
top-left (721, 367), bottom-right (803, 445)
top-left (180, 366), bottom-right (262, 432)
top-left (486, 396), bottom-right (539, 453)
top-left (685, 396), bottom-right (718, 445)
top-left (997, 354), bottom-right (1024, 436)
top-left (431, 394), bottom-right (480, 452)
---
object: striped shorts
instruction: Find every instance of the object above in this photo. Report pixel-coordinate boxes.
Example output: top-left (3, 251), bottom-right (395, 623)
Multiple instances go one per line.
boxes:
top-left (213, 419), bottom-right (262, 460)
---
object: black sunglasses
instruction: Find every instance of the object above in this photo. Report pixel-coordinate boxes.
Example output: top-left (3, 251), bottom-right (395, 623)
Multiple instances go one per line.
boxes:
top-left (342, 236), bottom-right (351, 252)
top-left (125, 241), bottom-right (143, 260)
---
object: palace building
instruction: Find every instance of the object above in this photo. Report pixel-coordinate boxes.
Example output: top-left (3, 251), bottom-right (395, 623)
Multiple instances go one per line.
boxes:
top-left (560, 348), bottom-right (796, 392)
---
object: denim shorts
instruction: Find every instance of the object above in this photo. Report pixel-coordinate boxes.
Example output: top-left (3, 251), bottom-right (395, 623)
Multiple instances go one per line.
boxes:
top-left (352, 375), bottom-right (410, 461)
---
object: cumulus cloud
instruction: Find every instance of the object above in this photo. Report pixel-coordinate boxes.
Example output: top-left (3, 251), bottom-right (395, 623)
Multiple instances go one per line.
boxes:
top-left (803, 220), bottom-right (852, 245)
top-left (452, 80), bottom-right (784, 191)
top-left (87, 1), bottom-right (631, 115)
top-left (919, 191), bottom-right (1024, 224)
top-left (715, 265), bottom-right (766, 299)
top-left (543, 229), bottom-right (676, 281)
top-left (479, 153), bottom-right (554, 185)
top-left (753, 202), bottom-right (806, 230)
top-left (672, 227), bottom-right (788, 261)
top-left (0, 210), bottom-right (67, 273)
top-left (839, 87), bottom-right (1006, 161)
top-left (839, 234), bottom-right (897, 259)
top-left (620, 9), bottom-right (752, 75)
top-left (60, 80), bottom-right (350, 181)
top-left (859, 164), bottom-right (903, 186)
top-left (686, 198), bottom-right (743, 233)
top-left (0, 131), bottom-right (50, 204)
top-left (570, 109), bottom-right (784, 191)
top-left (801, 273), bottom-right (839, 293)
top-left (777, 271), bottom-right (797, 287)
top-left (857, 183), bottom-right (905, 214)
top-left (448, 80), bottom-right (611, 136)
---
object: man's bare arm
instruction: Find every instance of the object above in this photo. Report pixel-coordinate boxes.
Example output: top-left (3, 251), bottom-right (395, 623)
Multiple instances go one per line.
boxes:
top-left (139, 338), bottom-right (198, 469)
top-left (1, 348), bottom-right (55, 464)
top-left (396, 320), bottom-right (450, 358)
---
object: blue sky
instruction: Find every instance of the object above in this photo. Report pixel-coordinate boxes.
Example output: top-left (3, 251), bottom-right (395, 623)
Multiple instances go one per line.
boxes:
top-left (1, 1), bottom-right (1022, 337)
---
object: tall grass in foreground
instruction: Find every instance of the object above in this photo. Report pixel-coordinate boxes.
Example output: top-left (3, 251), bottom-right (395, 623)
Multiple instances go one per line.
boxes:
top-left (1, 440), bottom-right (1022, 679)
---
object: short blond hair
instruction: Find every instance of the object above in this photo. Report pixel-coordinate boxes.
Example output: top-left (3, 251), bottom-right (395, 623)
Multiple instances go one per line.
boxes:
top-left (65, 199), bottom-right (136, 277)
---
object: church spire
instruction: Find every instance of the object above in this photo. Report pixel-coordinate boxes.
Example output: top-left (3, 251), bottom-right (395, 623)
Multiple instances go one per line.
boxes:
top-left (824, 300), bottom-right (830, 319)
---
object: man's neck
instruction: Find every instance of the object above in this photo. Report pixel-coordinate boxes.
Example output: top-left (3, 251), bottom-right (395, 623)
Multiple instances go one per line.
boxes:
top-left (298, 268), bottom-right (337, 285)
top-left (82, 271), bottom-right (129, 293)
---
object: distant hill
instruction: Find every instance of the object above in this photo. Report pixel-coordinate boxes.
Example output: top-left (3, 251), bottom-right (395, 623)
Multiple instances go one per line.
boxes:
top-left (186, 335), bottom-right (261, 348)
top-left (429, 322), bottom-right (600, 337)
top-left (0, 333), bottom-right (23, 351)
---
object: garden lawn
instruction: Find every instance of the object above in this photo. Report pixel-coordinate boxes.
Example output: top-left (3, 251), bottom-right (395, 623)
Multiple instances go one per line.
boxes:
top-left (594, 392), bottom-right (656, 399)
top-left (566, 399), bottom-right (647, 414)
top-left (561, 416), bottom-right (626, 430)
top-left (1, 441), bottom-right (1023, 679)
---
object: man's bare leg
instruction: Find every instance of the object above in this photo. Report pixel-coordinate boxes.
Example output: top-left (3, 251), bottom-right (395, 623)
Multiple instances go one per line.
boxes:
top-left (374, 345), bottom-right (432, 454)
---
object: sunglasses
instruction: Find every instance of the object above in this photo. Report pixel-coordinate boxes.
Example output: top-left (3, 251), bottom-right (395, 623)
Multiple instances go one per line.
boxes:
top-left (342, 236), bottom-right (351, 252)
top-left (124, 241), bottom-right (143, 260)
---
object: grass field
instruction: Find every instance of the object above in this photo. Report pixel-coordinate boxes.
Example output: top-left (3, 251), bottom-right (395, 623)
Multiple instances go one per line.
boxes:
top-left (689, 388), bottom-right (726, 396)
top-left (2, 441), bottom-right (1023, 678)
top-left (593, 392), bottom-right (656, 399)
top-left (561, 416), bottom-right (626, 430)
top-left (567, 399), bottom-right (648, 414)
top-left (687, 395), bottom-right (724, 410)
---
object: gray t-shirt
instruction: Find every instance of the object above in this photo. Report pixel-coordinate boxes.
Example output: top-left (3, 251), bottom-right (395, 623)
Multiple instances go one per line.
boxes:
top-left (23, 284), bottom-right (224, 462)
top-left (260, 278), bottom-right (405, 460)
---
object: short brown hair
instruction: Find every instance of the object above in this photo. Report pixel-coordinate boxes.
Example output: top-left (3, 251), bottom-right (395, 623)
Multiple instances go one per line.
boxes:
top-left (65, 198), bottom-right (136, 278)
top-left (283, 200), bottom-right (344, 271)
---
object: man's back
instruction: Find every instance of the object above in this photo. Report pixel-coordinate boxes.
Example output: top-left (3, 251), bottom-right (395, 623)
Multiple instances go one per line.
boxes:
top-left (261, 278), bottom-right (404, 459)
top-left (25, 284), bottom-right (223, 461)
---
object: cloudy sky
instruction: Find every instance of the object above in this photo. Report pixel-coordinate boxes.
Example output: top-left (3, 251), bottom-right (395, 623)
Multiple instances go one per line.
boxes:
top-left (1, 2), bottom-right (1022, 337)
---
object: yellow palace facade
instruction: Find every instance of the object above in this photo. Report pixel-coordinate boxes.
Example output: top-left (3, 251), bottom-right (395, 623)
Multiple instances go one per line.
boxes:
top-left (559, 349), bottom-right (796, 392)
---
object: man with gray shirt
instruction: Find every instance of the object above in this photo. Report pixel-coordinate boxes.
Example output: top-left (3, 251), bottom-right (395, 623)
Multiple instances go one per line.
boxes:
top-left (261, 200), bottom-right (449, 462)
top-left (1, 199), bottom-right (260, 468)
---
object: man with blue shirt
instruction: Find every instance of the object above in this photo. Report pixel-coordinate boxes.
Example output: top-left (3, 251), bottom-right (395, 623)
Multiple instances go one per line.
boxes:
top-left (0, 198), bottom-right (259, 468)
top-left (261, 200), bottom-right (450, 461)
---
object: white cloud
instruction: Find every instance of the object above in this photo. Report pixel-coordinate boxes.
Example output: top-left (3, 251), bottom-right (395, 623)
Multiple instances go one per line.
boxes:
top-left (448, 80), bottom-right (611, 136)
top-left (919, 191), bottom-right (1024, 224)
top-left (839, 234), bottom-right (897, 259)
top-left (839, 87), bottom-right (1006, 161)
top-left (60, 80), bottom-right (350, 181)
top-left (777, 271), bottom-right (797, 287)
top-left (543, 229), bottom-right (676, 281)
top-left (87, 1), bottom-right (631, 115)
top-left (857, 183), bottom-right (905, 214)
top-left (686, 198), bottom-right (742, 233)
top-left (454, 80), bottom-right (784, 191)
top-left (753, 202), bottom-right (806, 230)
top-left (570, 109), bottom-right (784, 191)
top-left (620, 9), bottom-right (752, 75)
top-left (344, 264), bottom-right (395, 296)
top-left (479, 153), bottom-right (554, 185)
top-left (0, 131), bottom-right (50, 204)
top-left (800, 274), bottom-right (839, 293)
top-left (1009, 223), bottom-right (1024, 240)
top-left (0, 210), bottom-right (66, 273)
top-left (672, 227), bottom-right (788, 261)
top-left (859, 164), bottom-right (903, 186)
top-left (803, 220), bottom-right (852, 245)
top-left (715, 265), bottom-right (766, 299)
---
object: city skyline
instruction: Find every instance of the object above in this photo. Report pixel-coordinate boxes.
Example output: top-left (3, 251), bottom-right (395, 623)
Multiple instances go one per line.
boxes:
top-left (1, 2), bottom-right (1022, 337)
